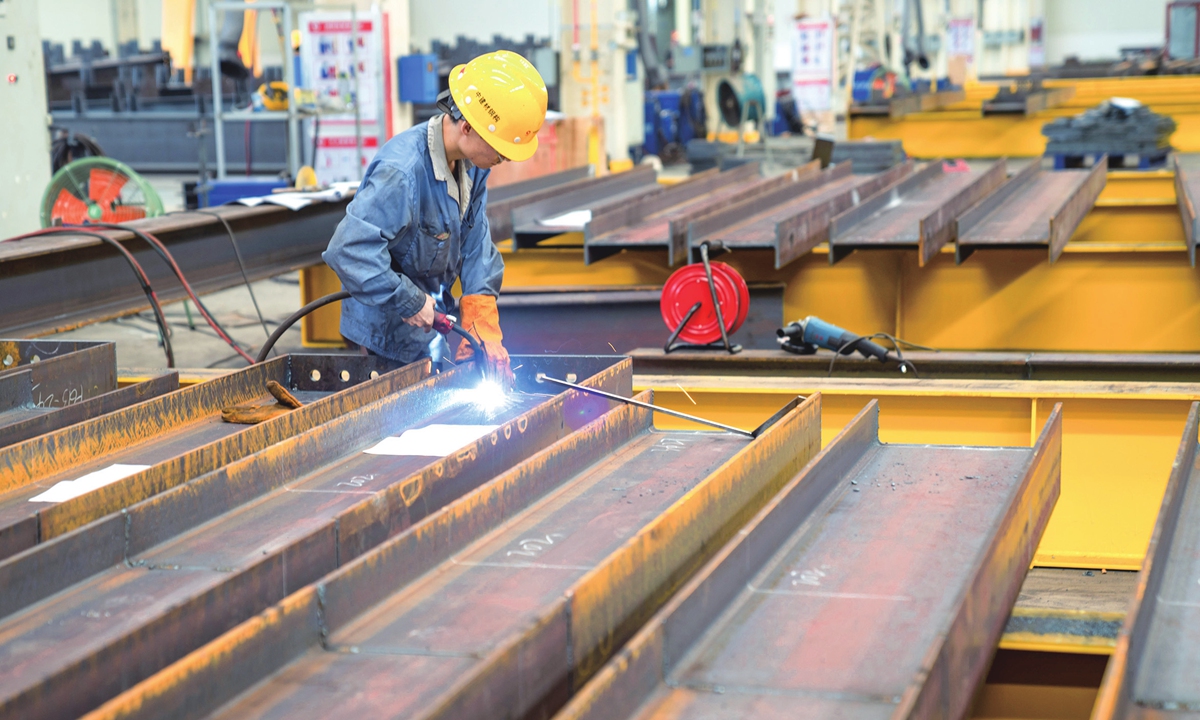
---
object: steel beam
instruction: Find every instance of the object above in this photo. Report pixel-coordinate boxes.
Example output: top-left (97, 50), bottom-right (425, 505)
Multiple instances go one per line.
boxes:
top-left (486, 167), bottom-right (593, 243)
top-left (0, 370), bottom-right (177, 449)
top-left (497, 285), bottom-right (785, 353)
top-left (581, 163), bottom-right (764, 265)
top-left (0, 353), bottom-right (414, 561)
top-left (557, 400), bottom-right (1062, 720)
top-left (0, 200), bottom-right (351, 337)
top-left (1174, 155), bottom-right (1200, 267)
top-left (0, 357), bottom-right (631, 720)
top-left (0, 340), bottom-right (117, 408)
top-left (628, 347), bottom-right (1200, 383)
top-left (78, 388), bottom-right (816, 720)
top-left (957, 160), bottom-right (1107, 263)
top-left (510, 166), bottom-right (661, 249)
top-left (829, 160), bottom-right (1007, 266)
top-left (1093, 402), bottom-right (1200, 720)
top-left (689, 162), bottom-right (915, 268)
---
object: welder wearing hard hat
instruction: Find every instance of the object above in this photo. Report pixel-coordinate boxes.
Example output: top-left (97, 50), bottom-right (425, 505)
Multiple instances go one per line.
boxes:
top-left (323, 51), bottom-right (547, 383)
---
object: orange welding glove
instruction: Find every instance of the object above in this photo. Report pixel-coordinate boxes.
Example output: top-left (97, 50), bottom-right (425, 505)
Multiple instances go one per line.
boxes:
top-left (455, 294), bottom-right (514, 386)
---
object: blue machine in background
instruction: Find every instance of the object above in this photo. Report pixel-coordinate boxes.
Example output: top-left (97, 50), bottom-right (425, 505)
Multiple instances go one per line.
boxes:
top-left (644, 87), bottom-right (707, 160)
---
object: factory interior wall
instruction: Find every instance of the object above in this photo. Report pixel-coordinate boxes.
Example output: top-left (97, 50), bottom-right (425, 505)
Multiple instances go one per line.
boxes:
top-left (1044, 0), bottom-right (1170, 65)
top-left (409, 0), bottom-right (555, 53)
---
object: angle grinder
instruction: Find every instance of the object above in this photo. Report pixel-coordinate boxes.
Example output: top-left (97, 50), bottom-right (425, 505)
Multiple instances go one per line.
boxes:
top-left (777, 316), bottom-right (916, 374)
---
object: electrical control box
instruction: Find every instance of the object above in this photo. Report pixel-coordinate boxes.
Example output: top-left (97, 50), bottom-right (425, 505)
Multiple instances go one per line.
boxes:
top-left (397, 53), bottom-right (439, 104)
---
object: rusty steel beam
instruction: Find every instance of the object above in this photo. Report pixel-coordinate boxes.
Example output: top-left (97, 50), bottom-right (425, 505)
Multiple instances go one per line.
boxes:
top-left (1093, 402), bottom-right (1200, 720)
top-left (510, 166), bottom-right (661, 249)
top-left (584, 163), bottom-right (822, 266)
top-left (1174, 155), bottom-right (1200, 267)
top-left (0, 340), bottom-right (117, 409)
top-left (957, 159), bottom-right (1107, 264)
top-left (0, 357), bottom-right (631, 720)
top-left (486, 167), bottom-right (594, 243)
top-left (557, 399), bottom-right (1063, 720)
top-left (0, 353), bottom-right (416, 562)
top-left (628, 347), bottom-right (1200, 383)
top-left (82, 391), bottom-right (819, 720)
top-left (581, 163), bottom-right (763, 265)
top-left (0, 370), bottom-right (178, 449)
top-left (0, 201), bottom-right (350, 338)
top-left (689, 162), bottom-right (916, 269)
top-left (829, 160), bottom-right (1006, 266)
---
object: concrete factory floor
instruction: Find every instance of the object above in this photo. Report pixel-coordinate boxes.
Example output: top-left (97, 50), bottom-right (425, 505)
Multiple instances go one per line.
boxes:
top-left (45, 271), bottom-right (326, 370)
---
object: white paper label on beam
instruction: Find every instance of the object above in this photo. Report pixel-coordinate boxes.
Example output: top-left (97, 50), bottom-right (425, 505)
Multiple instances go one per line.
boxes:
top-left (29, 463), bottom-right (152, 503)
top-left (363, 425), bottom-right (499, 457)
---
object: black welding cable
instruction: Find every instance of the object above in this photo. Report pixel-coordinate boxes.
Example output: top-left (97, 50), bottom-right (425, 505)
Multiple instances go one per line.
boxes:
top-left (825, 332), bottom-right (922, 377)
top-left (171, 209), bottom-right (274, 345)
top-left (256, 290), bottom-right (350, 362)
top-left (10, 228), bottom-right (175, 367)
top-left (65, 222), bottom-right (256, 363)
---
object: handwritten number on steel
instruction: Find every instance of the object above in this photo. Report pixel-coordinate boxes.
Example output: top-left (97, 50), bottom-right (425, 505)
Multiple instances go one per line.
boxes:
top-left (336, 474), bottom-right (376, 488)
top-left (506, 533), bottom-right (564, 558)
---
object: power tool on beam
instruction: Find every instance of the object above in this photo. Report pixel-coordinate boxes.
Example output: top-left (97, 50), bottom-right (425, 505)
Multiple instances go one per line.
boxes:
top-left (777, 316), bottom-right (916, 374)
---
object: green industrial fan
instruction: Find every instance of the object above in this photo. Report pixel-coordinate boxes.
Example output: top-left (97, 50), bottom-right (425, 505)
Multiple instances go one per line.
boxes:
top-left (40, 156), bottom-right (164, 228)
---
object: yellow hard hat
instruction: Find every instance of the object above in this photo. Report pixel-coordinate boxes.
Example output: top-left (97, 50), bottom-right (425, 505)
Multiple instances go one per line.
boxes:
top-left (448, 51), bottom-right (548, 162)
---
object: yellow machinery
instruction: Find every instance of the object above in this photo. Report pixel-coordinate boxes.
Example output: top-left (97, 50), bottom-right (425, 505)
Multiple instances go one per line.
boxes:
top-left (851, 76), bottom-right (1200, 157)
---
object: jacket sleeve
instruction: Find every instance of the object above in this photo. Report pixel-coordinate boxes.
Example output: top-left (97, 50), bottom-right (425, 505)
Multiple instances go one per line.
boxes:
top-left (322, 162), bottom-right (427, 318)
top-left (458, 179), bottom-right (505, 297)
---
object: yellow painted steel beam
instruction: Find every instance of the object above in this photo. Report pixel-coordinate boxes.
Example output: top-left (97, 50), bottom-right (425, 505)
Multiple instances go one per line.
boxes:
top-left (849, 75), bottom-right (1200, 157)
top-left (633, 375), bottom-right (1200, 572)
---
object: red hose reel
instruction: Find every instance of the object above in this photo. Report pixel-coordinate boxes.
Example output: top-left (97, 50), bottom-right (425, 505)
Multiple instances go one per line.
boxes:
top-left (660, 259), bottom-right (750, 349)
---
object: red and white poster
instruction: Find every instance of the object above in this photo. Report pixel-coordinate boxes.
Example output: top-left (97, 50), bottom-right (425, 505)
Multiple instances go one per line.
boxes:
top-left (947, 17), bottom-right (975, 62)
top-left (791, 17), bottom-right (834, 112)
top-left (299, 10), bottom-right (387, 184)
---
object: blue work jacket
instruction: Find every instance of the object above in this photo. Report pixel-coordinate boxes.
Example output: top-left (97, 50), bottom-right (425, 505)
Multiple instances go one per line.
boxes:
top-left (322, 118), bottom-right (503, 363)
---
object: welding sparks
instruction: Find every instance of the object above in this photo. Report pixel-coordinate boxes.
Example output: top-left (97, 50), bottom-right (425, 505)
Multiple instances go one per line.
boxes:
top-left (472, 379), bottom-right (509, 413)
top-left (607, 342), bottom-right (616, 352)
top-left (676, 384), bottom-right (697, 405)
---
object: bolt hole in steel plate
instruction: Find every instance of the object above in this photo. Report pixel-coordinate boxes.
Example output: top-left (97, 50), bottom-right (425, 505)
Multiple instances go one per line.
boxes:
top-left (660, 261), bottom-right (750, 345)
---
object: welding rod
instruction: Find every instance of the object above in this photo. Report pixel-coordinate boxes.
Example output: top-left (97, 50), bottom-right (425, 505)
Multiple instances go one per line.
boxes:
top-left (536, 374), bottom-right (755, 438)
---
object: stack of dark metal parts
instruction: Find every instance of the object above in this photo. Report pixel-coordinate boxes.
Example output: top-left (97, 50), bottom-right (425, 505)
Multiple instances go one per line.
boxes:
top-left (829, 139), bottom-right (907, 173)
top-left (1043, 100), bottom-right (1177, 158)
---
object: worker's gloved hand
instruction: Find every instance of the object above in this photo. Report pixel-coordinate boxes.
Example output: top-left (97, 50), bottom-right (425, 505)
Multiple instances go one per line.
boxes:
top-left (404, 294), bottom-right (436, 331)
top-left (455, 294), bottom-right (514, 387)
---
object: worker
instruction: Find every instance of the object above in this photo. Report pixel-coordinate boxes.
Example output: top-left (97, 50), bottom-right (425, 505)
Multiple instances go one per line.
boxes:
top-left (322, 51), bottom-right (548, 385)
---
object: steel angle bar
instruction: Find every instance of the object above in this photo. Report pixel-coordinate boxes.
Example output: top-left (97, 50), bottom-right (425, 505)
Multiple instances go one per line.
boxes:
top-left (829, 160), bottom-right (1006, 265)
top-left (956, 160), bottom-right (1107, 264)
top-left (0, 357), bottom-right (631, 720)
top-left (108, 392), bottom-right (820, 720)
top-left (486, 167), bottom-right (594, 243)
top-left (582, 164), bottom-right (762, 265)
top-left (557, 399), bottom-right (1063, 720)
top-left (0, 353), bottom-right (417, 562)
top-left (0, 340), bottom-right (117, 408)
top-left (0, 370), bottom-right (178, 449)
top-left (510, 166), bottom-right (661, 249)
top-left (1174, 155), bottom-right (1200, 267)
top-left (1093, 402), bottom-right (1200, 720)
top-left (583, 162), bottom-right (823, 267)
top-left (0, 201), bottom-right (350, 338)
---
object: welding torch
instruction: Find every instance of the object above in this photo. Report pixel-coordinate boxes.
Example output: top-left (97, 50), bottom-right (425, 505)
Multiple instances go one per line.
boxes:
top-left (255, 291), bottom-right (488, 381)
